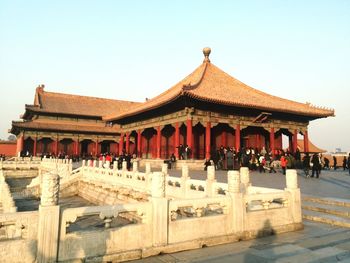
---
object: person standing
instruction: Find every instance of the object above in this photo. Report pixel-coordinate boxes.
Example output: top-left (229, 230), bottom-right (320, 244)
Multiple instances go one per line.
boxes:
top-left (178, 144), bottom-right (184, 160)
top-left (280, 154), bottom-right (288, 175)
top-left (324, 157), bottom-right (330, 170)
top-left (269, 156), bottom-right (277, 173)
top-left (302, 153), bottom-right (311, 178)
top-left (347, 154), bottom-right (350, 175)
top-left (170, 153), bottom-right (176, 169)
top-left (343, 156), bottom-right (347, 171)
top-left (204, 159), bottom-right (211, 171)
top-left (226, 148), bottom-right (234, 170)
top-left (333, 156), bottom-right (337, 170)
top-left (311, 153), bottom-right (320, 178)
top-left (258, 155), bottom-right (266, 173)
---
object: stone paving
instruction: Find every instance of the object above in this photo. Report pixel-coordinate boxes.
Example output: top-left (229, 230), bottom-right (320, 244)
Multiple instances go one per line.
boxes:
top-left (131, 222), bottom-right (350, 263)
top-left (165, 168), bottom-right (350, 200)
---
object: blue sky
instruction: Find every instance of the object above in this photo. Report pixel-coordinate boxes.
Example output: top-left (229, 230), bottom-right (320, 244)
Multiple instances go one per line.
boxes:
top-left (1, 1), bottom-right (349, 152)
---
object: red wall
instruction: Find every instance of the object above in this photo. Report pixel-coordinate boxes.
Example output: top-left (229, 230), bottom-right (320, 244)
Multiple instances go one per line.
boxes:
top-left (0, 142), bottom-right (17, 156)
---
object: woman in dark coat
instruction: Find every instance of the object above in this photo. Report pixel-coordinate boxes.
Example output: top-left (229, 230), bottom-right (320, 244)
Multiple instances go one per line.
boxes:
top-left (226, 149), bottom-right (234, 170)
top-left (311, 153), bottom-right (320, 178)
top-left (333, 156), bottom-right (337, 170)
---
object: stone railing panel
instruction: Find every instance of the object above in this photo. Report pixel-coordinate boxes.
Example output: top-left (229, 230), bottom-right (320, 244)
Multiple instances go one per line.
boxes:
top-left (0, 211), bottom-right (39, 263)
top-left (58, 203), bottom-right (152, 262)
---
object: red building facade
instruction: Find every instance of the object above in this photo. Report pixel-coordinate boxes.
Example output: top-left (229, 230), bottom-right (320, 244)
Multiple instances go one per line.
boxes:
top-left (11, 48), bottom-right (334, 158)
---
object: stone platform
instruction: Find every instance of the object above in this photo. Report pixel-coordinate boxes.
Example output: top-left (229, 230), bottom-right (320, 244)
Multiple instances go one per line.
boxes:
top-left (130, 169), bottom-right (350, 263)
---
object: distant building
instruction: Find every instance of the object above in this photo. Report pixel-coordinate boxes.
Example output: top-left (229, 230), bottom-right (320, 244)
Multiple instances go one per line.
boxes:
top-left (0, 140), bottom-right (16, 156)
top-left (297, 139), bottom-right (326, 153)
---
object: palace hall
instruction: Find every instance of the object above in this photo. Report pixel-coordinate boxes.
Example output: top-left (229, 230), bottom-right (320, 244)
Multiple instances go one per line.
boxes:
top-left (10, 48), bottom-right (334, 159)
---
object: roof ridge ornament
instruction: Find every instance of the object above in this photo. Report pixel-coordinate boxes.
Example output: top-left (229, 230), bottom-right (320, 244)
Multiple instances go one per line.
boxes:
top-left (203, 47), bottom-right (211, 63)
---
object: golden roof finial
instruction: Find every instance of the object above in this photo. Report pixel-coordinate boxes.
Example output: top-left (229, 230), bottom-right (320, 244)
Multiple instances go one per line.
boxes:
top-left (203, 47), bottom-right (211, 63)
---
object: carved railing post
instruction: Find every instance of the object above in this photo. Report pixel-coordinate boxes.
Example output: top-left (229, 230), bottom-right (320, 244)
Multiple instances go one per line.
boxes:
top-left (145, 162), bottom-right (151, 174)
top-left (227, 170), bottom-right (244, 234)
top-left (145, 162), bottom-right (152, 188)
top-left (240, 167), bottom-right (251, 191)
top-left (161, 163), bottom-right (168, 176)
top-left (206, 166), bottom-right (216, 197)
top-left (286, 169), bottom-right (298, 189)
top-left (151, 172), bottom-right (165, 198)
top-left (132, 161), bottom-right (138, 173)
top-left (151, 172), bottom-right (168, 246)
top-left (228, 170), bottom-right (240, 194)
top-left (285, 169), bottom-right (302, 224)
top-left (40, 171), bottom-right (59, 206)
top-left (181, 164), bottom-right (189, 197)
top-left (37, 170), bottom-right (60, 263)
top-left (122, 161), bottom-right (127, 177)
top-left (69, 159), bottom-right (73, 173)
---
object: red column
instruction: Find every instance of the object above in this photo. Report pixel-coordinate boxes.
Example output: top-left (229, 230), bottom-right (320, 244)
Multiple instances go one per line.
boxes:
top-left (288, 135), bottom-right (293, 152)
top-left (156, 126), bottom-right (161, 159)
top-left (95, 140), bottom-right (99, 156)
top-left (16, 135), bottom-right (24, 155)
top-left (186, 119), bottom-right (192, 149)
top-left (125, 132), bottom-right (130, 154)
top-left (255, 134), bottom-right (260, 150)
top-left (304, 130), bottom-right (309, 153)
top-left (33, 137), bottom-right (37, 156)
top-left (76, 139), bottom-right (80, 156)
top-left (137, 130), bottom-right (142, 157)
top-left (152, 136), bottom-right (156, 158)
top-left (205, 121), bottom-right (211, 159)
top-left (235, 124), bottom-right (240, 151)
top-left (119, 133), bottom-right (124, 155)
top-left (293, 130), bottom-right (298, 153)
top-left (55, 138), bottom-right (59, 156)
top-left (174, 122), bottom-right (180, 158)
top-left (270, 128), bottom-right (275, 157)
top-left (221, 131), bottom-right (227, 147)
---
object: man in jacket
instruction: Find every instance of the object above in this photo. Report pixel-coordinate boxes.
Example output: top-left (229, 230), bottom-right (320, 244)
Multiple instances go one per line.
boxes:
top-left (311, 153), bottom-right (320, 178)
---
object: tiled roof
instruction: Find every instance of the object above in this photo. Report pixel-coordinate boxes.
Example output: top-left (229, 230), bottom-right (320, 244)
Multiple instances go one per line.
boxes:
top-left (11, 120), bottom-right (119, 134)
top-left (297, 139), bottom-right (326, 153)
top-left (27, 86), bottom-right (140, 118)
top-left (104, 51), bottom-right (334, 121)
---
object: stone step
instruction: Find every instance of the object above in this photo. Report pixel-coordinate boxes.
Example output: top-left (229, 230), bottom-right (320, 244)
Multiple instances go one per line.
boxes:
top-left (303, 209), bottom-right (350, 228)
top-left (302, 201), bottom-right (350, 219)
top-left (302, 195), bottom-right (350, 208)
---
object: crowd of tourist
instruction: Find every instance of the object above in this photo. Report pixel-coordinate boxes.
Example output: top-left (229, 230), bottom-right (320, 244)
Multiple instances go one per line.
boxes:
top-left (10, 146), bottom-right (350, 177)
top-left (204, 146), bottom-right (285, 173)
top-left (203, 146), bottom-right (350, 177)
top-left (177, 144), bottom-right (192, 160)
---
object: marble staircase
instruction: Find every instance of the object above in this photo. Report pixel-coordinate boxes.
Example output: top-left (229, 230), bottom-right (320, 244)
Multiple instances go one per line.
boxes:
top-left (302, 195), bottom-right (350, 228)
